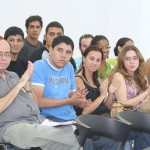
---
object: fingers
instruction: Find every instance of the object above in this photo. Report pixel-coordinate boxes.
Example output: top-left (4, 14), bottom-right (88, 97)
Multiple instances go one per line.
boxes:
top-left (79, 99), bottom-right (91, 108)
top-left (75, 88), bottom-right (88, 97)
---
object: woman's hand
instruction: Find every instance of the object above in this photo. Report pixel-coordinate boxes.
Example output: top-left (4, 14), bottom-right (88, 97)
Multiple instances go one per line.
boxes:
top-left (99, 78), bottom-right (108, 98)
top-left (109, 79), bottom-right (121, 94)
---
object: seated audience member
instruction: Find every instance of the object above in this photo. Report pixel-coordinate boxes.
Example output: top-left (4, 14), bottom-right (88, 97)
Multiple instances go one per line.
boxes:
top-left (145, 58), bottom-right (150, 84)
top-left (75, 34), bottom-right (93, 71)
top-left (19, 15), bottom-right (44, 62)
top-left (30, 21), bottom-right (76, 71)
top-left (107, 37), bottom-right (134, 67)
top-left (109, 45), bottom-right (150, 150)
top-left (4, 26), bottom-right (27, 77)
top-left (91, 35), bottom-right (113, 79)
top-left (145, 58), bottom-right (150, 75)
top-left (30, 35), bottom-right (88, 121)
top-left (75, 45), bottom-right (111, 116)
top-left (0, 39), bottom-right (80, 150)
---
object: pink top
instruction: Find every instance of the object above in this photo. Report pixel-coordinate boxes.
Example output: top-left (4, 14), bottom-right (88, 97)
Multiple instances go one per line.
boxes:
top-left (112, 79), bottom-right (142, 110)
top-left (125, 79), bottom-right (142, 110)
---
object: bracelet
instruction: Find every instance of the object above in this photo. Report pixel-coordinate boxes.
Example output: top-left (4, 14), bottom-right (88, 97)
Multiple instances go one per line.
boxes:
top-left (25, 86), bottom-right (33, 93)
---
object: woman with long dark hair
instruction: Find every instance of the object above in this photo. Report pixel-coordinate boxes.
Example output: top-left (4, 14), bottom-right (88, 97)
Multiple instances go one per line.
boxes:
top-left (75, 45), bottom-right (111, 116)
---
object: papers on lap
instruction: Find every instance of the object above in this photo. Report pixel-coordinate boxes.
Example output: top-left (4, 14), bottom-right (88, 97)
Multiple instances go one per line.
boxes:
top-left (41, 119), bottom-right (76, 127)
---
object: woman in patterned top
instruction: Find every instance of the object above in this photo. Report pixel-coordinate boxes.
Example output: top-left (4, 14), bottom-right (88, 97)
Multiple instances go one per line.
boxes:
top-left (108, 45), bottom-right (150, 150)
top-left (109, 45), bottom-right (150, 109)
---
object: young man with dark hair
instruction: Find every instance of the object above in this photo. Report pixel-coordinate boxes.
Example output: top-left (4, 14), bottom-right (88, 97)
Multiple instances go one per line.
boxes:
top-left (4, 26), bottom-right (27, 77)
top-left (30, 35), bottom-right (87, 121)
top-left (29, 21), bottom-right (64, 62)
top-left (29, 21), bottom-right (76, 71)
top-left (19, 15), bottom-right (44, 62)
top-left (0, 39), bottom-right (81, 150)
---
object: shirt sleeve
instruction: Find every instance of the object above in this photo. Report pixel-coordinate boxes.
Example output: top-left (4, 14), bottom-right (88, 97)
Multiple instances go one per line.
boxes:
top-left (30, 60), bottom-right (45, 87)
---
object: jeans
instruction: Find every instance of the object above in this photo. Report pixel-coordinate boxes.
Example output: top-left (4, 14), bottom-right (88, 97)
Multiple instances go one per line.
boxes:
top-left (83, 136), bottom-right (120, 150)
top-left (83, 131), bottom-right (150, 150)
top-left (127, 131), bottom-right (150, 150)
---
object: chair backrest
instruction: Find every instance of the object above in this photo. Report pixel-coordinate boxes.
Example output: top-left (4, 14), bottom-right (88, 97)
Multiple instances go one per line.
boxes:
top-left (117, 111), bottom-right (150, 133)
top-left (75, 114), bottom-right (131, 146)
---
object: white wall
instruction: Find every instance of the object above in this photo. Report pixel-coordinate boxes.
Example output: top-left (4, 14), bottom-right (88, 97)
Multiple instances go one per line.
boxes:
top-left (0, 0), bottom-right (150, 60)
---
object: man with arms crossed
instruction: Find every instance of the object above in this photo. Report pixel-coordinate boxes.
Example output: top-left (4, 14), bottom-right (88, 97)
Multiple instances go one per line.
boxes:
top-left (30, 21), bottom-right (76, 71)
top-left (19, 15), bottom-right (44, 62)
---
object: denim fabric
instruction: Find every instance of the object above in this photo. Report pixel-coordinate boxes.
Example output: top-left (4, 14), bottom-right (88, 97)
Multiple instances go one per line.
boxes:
top-left (127, 131), bottom-right (150, 150)
top-left (83, 137), bottom-right (120, 150)
top-left (83, 131), bottom-right (150, 150)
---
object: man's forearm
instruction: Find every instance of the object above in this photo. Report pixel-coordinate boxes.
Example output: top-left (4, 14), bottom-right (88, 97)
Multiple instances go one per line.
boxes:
top-left (0, 84), bottom-right (22, 113)
top-left (37, 97), bottom-right (71, 108)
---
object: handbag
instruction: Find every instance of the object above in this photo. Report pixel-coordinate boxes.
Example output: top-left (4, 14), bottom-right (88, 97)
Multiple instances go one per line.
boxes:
top-left (111, 101), bottom-right (134, 118)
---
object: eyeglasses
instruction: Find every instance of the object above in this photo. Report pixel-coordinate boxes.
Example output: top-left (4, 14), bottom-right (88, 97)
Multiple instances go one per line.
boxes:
top-left (124, 56), bottom-right (139, 61)
top-left (0, 52), bottom-right (11, 58)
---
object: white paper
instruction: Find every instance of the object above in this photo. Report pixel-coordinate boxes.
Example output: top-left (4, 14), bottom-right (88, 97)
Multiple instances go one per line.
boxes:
top-left (41, 119), bottom-right (76, 127)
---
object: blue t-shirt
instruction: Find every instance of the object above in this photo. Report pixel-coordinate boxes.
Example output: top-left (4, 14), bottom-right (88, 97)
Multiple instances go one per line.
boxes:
top-left (75, 57), bottom-right (82, 71)
top-left (30, 59), bottom-right (76, 120)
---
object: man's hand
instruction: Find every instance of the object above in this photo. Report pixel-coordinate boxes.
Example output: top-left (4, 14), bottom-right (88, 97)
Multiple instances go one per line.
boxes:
top-left (69, 88), bottom-right (91, 107)
top-left (18, 61), bottom-right (34, 88)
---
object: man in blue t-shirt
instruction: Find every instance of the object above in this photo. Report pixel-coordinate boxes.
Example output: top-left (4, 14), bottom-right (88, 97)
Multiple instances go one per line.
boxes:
top-left (30, 35), bottom-right (88, 121)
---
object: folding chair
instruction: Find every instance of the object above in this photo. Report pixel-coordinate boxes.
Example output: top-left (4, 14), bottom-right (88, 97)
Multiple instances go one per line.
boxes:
top-left (116, 111), bottom-right (150, 133)
top-left (75, 114), bottom-right (131, 149)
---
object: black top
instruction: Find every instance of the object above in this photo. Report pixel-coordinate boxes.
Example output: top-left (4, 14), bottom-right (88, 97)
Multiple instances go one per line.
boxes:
top-left (7, 57), bottom-right (27, 78)
top-left (19, 38), bottom-right (44, 62)
top-left (70, 57), bottom-right (76, 72)
top-left (74, 75), bottom-right (109, 116)
top-left (29, 47), bottom-right (48, 63)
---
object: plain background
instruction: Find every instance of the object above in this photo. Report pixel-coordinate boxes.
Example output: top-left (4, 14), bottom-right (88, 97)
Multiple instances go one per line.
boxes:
top-left (0, 0), bottom-right (150, 60)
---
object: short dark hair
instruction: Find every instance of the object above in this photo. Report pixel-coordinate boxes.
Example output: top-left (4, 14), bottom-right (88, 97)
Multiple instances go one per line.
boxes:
top-left (79, 34), bottom-right (93, 48)
top-left (52, 35), bottom-right (74, 51)
top-left (25, 15), bottom-right (43, 28)
top-left (4, 26), bottom-right (24, 40)
top-left (45, 21), bottom-right (64, 34)
top-left (91, 35), bottom-right (109, 46)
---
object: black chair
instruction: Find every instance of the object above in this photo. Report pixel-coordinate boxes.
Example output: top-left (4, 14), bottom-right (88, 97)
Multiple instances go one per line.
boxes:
top-left (75, 114), bottom-right (131, 147)
top-left (116, 111), bottom-right (150, 133)
top-left (0, 143), bottom-right (42, 150)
